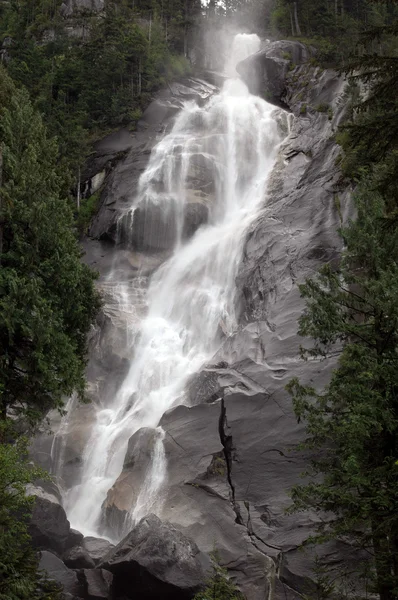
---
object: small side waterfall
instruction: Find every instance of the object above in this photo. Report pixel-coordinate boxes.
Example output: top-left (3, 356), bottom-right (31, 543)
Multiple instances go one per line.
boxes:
top-left (61, 33), bottom-right (285, 541)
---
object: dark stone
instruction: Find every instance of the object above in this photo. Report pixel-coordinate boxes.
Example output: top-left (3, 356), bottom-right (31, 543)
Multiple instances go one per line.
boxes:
top-left (83, 537), bottom-right (115, 566)
top-left (66, 528), bottom-right (84, 550)
top-left (100, 514), bottom-right (210, 600)
top-left (27, 485), bottom-right (70, 555)
top-left (237, 41), bottom-right (311, 108)
top-left (118, 196), bottom-right (209, 253)
top-left (82, 569), bottom-right (113, 600)
top-left (63, 545), bottom-right (96, 569)
top-left (39, 551), bottom-right (83, 597)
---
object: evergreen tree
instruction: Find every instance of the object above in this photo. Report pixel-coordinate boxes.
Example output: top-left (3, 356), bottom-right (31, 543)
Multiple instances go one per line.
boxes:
top-left (0, 424), bottom-right (61, 600)
top-left (287, 184), bottom-right (398, 600)
top-left (193, 559), bottom-right (244, 600)
top-left (0, 67), bottom-right (101, 428)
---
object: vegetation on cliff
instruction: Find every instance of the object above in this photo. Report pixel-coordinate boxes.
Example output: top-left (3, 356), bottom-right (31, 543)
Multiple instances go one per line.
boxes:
top-left (0, 67), bottom-right (100, 596)
top-left (287, 2), bottom-right (398, 598)
top-left (0, 0), bottom-right (199, 183)
top-left (0, 428), bottom-right (62, 599)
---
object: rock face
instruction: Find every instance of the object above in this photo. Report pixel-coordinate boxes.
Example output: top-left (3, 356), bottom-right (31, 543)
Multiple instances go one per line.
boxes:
top-left (100, 41), bottom-right (353, 599)
top-left (33, 40), bottom-right (355, 600)
top-left (237, 40), bottom-right (312, 108)
top-left (88, 77), bottom-right (217, 244)
top-left (101, 514), bottom-right (210, 600)
top-left (118, 193), bottom-right (209, 253)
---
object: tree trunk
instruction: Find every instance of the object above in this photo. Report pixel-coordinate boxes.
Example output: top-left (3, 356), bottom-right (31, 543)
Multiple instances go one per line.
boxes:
top-left (293, 2), bottom-right (302, 36)
top-left (0, 144), bottom-right (3, 263)
top-left (372, 517), bottom-right (394, 600)
top-left (76, 167), bottom-right (81, 211)
top-left (184, 0), bottom-right (188, 57)
top-left (289, 5), bottom-right (295, 36)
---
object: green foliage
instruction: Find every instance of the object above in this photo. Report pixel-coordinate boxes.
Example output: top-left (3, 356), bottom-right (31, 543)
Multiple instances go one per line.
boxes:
top-left (0, 67), bottom-right (101, 428)
top-left (0, 424), bottom-right (62, 600)
top-left (0, 0), bottom-right (196, 187)
top-left (340, 54), bottom-right (398, 200)
top-left (76, 191), bottom-right (100, 234)
top-left (315, 102), bottom-right (329, 113)
top-left (303, 556), bottom-right (335, 600)
top-left (270, 0), bottom-right (398, 67)
top-left (193, 556), bottom-right (244, 600)
top-left (287, 183), bottom-right (398, 598)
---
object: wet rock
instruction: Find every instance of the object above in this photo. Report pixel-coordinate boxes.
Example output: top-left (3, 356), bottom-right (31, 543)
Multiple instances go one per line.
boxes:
top-left (82, 569), bottom-right (113, 600)
top-left (102, 427), bottom-right (161, 538)
top-left (89, 77), bottom-right (217, 243)
top-left (100, 514), bottom-right (210, 600)
top-left (39, 551), bottom-right (83, 597)
top-left (63, 545), bottom-right (96, 569)
top-left (83, 537), bottom-right (115, 566)
top-left (140, 44), bottom-right (353, 600)
top-left (237, 41), bottom-right (312, 108)
top-left (123, 195), bottom-right (209, 253)
top-left (27, 484), bottom-right (71, 555)
top-left (159, 401), bottom-right (276, 600)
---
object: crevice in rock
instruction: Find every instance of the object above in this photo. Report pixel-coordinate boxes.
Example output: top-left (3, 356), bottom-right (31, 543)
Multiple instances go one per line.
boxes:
top-left (218, 398), bottom-right (244, 525)
top-left (184, 481), bottom-right (227, 501)
top-left (165, 430), bottom-right (185, 451)
top-left (245, 501), bottom-right (282, 554)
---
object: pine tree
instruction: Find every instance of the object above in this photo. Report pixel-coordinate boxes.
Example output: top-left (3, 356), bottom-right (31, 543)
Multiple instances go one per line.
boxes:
top-left (287, 183), bottom-right (398, 599)
top-left (193, 558), bottom-right (244, 600)
top-left (0, 422), bottom-right (62, 600)
top-left (0, 67), bottom-right (101, 428)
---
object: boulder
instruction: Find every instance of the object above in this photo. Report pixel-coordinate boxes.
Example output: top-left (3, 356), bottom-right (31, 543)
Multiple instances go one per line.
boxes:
top-left (102, 427), bottom-right (159, 538)
top-left (63, 545), bottom-right (96, 569)
top-left (66, 528), bottom-right (84, 550)
top-left (27, 485), bottom-right (70, 555)
top-left (236, 41), bottom-right (311, 108)
top-left (39, 551), bottom-right (83, 597)
top-left (100, 514), bottom-right (210, 600)
top-left (82, 569), bottom-right (113, 600)
top-left (83, 537), bottom-right (115, 566)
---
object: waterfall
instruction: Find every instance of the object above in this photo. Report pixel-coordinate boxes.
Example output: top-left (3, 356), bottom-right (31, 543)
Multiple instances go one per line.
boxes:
top-left (61, 32), bottom-right (284, 541)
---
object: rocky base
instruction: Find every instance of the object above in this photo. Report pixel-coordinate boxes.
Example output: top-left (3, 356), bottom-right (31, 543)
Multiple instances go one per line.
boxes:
top-left (30, 484), bottom-right (210, 600)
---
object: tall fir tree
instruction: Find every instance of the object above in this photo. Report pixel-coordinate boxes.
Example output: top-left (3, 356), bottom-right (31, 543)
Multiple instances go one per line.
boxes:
top-left (287, 184), bottom-right (398, 600)
top-left (0, 66), bottom-right (101, 428)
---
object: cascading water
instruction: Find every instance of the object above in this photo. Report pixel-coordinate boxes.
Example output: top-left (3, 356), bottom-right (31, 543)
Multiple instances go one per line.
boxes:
top-left (61, 33), bottom-right (285, 541)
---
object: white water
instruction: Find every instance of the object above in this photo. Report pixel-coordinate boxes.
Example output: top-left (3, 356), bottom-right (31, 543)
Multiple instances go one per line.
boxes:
top-left (63, 33), bottom-right (283, 540)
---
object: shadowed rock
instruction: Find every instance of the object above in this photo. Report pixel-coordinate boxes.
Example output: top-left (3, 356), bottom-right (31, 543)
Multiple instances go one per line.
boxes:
top-left (39, 551), bottom-right (83, 597)
top-left (83, 537), bottom-right (115, 566)
top-left (237, 41), bottom-right (311, 108)
top-left (82, 569), bottom-right (113, 600)
top-left (63, 545), bottom-right (95, 569)
top-left (100, 514), bottom-right (210, 600)
top-left (27, 485), bottom-right (71, 555)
